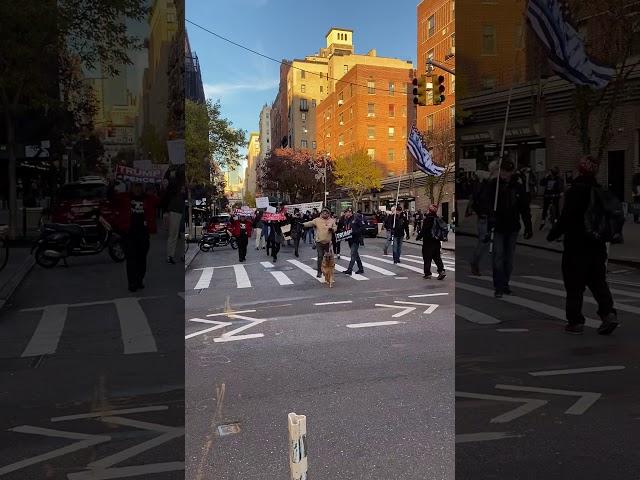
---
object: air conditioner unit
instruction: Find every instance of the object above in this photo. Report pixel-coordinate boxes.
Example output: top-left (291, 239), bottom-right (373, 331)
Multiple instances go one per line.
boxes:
top-left (326, 116), bottom-right (330, 120)
top-left (338, 141), bottom-right (344, 146)
top-left (446, 46), bottom-right (455, 58)
top-left (338, 99), bottom-right (344, 106)
top-left (339, 121), bottom-right (344, 126)
top-left (367, 113), bottom-right (375, 118)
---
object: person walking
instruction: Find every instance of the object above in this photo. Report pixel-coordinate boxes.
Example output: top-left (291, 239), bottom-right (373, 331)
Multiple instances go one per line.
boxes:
top-left (343, 208), bottom-right (365, 275)
top-left (112, 182), bottom-right (159, 293)
top-left (547, 155), bottom-right (618, 335)
top-left (290, 208), bottom-right (304, 257)
top-left (383, 208), bottom-right (395, 256)
top-left (403, 209), bottom-right (411, 240)
top-left (539, 167), bottom-right (563, 230)
top-left (414, 209), bottom-right (424, 237)
top-left (417, 204), bottom-right (446, 280)
top-left (254, 211), bottom-right (266, 250)
top-left (229, 214), bottom-right (252, 262)
top-left (467, 167), bottom-right (494, 276)
top-left (303, 208), bottom-right (336, 278)
top-left (162, 165), bottom-right (185, 264)
top-left (391, 206), bottom-right (407, 264)
top-left (267, 220), bottom-right (283, 262)
top-left (332, 210), bottom-right (345, 258)
top-left (489, 160), bottom-right (532, 298)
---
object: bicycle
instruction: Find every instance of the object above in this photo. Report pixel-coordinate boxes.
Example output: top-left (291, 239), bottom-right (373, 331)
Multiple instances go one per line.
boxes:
top-left (0, 225), bottom-right (9, 272)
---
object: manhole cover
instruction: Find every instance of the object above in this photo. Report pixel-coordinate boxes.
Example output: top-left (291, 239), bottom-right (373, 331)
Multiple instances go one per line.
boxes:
top-left (217, 423), bottom-right (241, 436)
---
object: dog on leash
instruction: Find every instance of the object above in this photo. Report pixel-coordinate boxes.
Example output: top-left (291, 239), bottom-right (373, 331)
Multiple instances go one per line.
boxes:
top-left (321, 251), bottom-right (336, 288)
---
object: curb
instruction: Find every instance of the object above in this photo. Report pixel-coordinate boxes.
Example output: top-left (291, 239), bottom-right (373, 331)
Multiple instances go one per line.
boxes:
top-left (0, 254), bottom-right (35, 311)
top-left (184, 243), bottom-right (200, 270)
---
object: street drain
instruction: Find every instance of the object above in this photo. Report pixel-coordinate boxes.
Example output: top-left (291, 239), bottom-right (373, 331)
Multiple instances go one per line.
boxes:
top-left (217, 423), bottom-right (241, 436)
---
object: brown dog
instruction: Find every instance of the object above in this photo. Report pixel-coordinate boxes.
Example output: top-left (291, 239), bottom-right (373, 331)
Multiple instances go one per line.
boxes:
top-left (321, 251), bottom-right (336, 288)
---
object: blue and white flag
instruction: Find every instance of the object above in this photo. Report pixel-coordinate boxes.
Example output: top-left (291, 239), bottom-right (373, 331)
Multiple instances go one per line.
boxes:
top-left (407, 125), bottom-right (445, 176)
top-left (526, 0), bottom-right (615, 89)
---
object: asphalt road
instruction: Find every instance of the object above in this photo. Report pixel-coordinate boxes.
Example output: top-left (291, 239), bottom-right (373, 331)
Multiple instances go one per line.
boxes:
top-left (186, 236), bottom-right (455, 480)
top-left (455, 235), bottom-right (640, 479)
top-left (0, 234), bottom-right (185, 479)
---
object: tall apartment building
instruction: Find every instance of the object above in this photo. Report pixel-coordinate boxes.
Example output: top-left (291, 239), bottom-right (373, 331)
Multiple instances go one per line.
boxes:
top-left (316, 63), bottom-right (415, 176)
top-left (417, 0), bottom-right (456, 135)
top-left (270, 62), bottom-right (292, 149)
top-left (244, 132), bottom-right (260, 197)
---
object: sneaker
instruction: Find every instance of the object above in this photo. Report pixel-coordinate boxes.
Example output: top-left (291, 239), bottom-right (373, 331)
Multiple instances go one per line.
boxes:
top-left (273, 256), bottom-right (277, 262)
top-left (470, 263), bottom-right (481, 276)
top-left (343, 270), bottom-right (353, 275)
top-left (137, 282), bottom-right (145, 290)
top-left (437, 272), bottom-right (446, 280)
top-left (128, 285), bottom-right (138, 293)
top-left (383, 250), bottom-right (388, 256)
top-left (337, 254), bottom-right (341, 259)
top-left (564, 324), bottom-right (585, 335)
top-left (167, 256), bottom-right (176, 264)
top-left (355, 270), bottom-right (364, 274)
top-left (424, 274), bottom-right (432, 279)
top-left (494, 290), bottom-right (503, 298)
top-left (316, 271), bottom-right (322, 278)
top-left (597, 313), bottom-right (619, 336)
top-left (503, 286), bottom-right (512, 295)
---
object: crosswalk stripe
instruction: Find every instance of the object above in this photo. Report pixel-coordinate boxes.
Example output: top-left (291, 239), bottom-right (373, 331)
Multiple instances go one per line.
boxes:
top-left (524, 275), bottom-right (640, 300)
top-left (233, 264), bottom-right (251, 288)
top-left (457, 281), bottom-right (600, 328)
top-left (333, 262), bottom-right (368, 280)
top-left (287, 259), bottom-right (325, 282)
top-left (402, 254), bottom-right (456, 271)
top-left (335, 257), bottom-right (396, 276)
top-left (261, 261), bottom-right (294, 285)
top-left (477, 276), bottom-right (640, 316)
top-left (456, 304), bottom-right (501, 324)
top-left (194, 267), bottom-right (214, 289)
top-left (361, 255), bottom-right (424, 274)
top-left (22, 305), bottom-right (68, 357)
top-left (114, 298), bottom-right (158, 354)
top-left (405, 254), bottom-right (455, 264)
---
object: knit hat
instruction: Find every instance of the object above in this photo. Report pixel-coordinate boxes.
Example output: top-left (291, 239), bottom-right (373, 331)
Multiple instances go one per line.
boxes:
top-left (428, 204), bottom-right (438, 214)
top-left (577, 155), bottom-right (600, 175)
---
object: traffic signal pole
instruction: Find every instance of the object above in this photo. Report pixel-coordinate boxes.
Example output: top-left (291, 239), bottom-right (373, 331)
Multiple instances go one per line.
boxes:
top-left (427, 58), bottom-right (456, 76)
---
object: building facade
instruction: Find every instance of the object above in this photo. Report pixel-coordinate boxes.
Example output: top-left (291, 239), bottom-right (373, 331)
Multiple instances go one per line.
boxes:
top-left (185, 31), bottom-right (205, 104)
top-left (245, 132), bottom-right (260, 198)
top-left (270, 62), bottom-right (292, 149)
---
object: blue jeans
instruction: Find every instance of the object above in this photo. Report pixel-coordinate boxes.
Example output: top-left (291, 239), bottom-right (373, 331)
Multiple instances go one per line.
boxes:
top-left (393, 235), bottom-right (403, 263)
top-left (347, 240), bottom-right (363, 272)
top-left (384, 230), bottom-right (393, 253)
top-left (471, 216), bottom-right (489, 268)
top-left (492, 231), bottom-right (518, 292)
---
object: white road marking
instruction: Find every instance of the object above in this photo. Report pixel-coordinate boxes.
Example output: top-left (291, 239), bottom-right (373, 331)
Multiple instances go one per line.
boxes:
top-left (395, 276), bottom-right (409, 279)
top-left (478, 276), bottom-right (640, 315)
top-left (497, 328), bottom-right (529, 332)
top-left (207, 310), bottom-right (256, 317)
top-left (455, 391), bottom-right (548, 424)
top-left (409, 293), bottom-right (449, 298)
top-left (334, 262), bottom-right (368, 280)
top-left (361, 255), bottom-right (424, 274)
top-left (314, 301), bottom-right (353, 306)
top-left (194, 267), bottom-right (214, 289)
top-left (114, 298), bottom-right (157, 354)
top-left (495, 385), bottom-right (601, 415)
top-left (214, 315), bottom-right (266, 343)
top-left (334, 256), bottom-right (396, 276)
top-left (185, 320), bottom-right (232, 340)
top-left (529, 366), bottom-right (625, 377)
top-left (0, 426), bottom-right (110, 476)
top-left (457, 304), bottom-right (501, 325)
top-left (403, 254), bottom-right (456, 270)
top-left (393, 300), bottom-right (439, 314)
top-left (523, 275), bottom-right (640, 300)
top-left (346, 321), bottom-right (402, 328)
top-left (21, 304), bottom-right (68, 357)
top-left (261, 261), bottom-right (295, 285)
top-left (288, 259), bottom-right (325, 283)
top-left (457, 282), bottom-right (600, 328)
top-left (233, 264), bottom-right (251, 288)
top-left (455, 432), bottom-right (522, 443)
top-left (51, 406), bottom-right (168, 422)
top-left (375, 304), bottom-right (416, 318)
top-left (67, 462), bottom-right (185, 479)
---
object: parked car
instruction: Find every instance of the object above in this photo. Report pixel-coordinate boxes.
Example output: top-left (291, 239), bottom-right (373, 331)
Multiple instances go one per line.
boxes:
top-left (50, 178), bottom-right (120, 227)
top-left (205, 214), bottom-right (231, 233)
top-left (362, 213), bottom-right (379, 238)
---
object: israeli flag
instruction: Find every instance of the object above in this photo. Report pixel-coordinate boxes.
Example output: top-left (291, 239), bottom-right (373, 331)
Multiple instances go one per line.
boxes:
top-left (407, 125), bottom-right (445, 176)
top-left (527, 0), bottom-right (615, 89)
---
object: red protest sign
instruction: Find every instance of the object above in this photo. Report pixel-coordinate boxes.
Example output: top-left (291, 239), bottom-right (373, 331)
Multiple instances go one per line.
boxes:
top-left (262, 212), bottom-right (286, 221)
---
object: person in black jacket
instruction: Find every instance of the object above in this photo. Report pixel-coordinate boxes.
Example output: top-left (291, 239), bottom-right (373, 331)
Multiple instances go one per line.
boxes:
top-left (547, 155), bottom-right (618, 335)
top-left (417, 204), bottom-right (446, 280)
top-left (343, 208), bottom-right (365, 275)
top-left (391, 206), bottom-right (407, 264)
top-left (489, 160), bottom-right (532, 298)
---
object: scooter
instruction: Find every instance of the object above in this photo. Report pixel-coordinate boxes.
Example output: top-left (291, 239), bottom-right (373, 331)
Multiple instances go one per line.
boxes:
top-left (199, 228), bottom-right (237, 252)
top-left (32, 211), bottom-right (126, 268)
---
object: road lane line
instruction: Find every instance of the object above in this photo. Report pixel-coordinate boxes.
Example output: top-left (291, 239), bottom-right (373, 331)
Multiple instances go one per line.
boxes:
top-left (529, 366), bottom-right (625, 377)
top-left (194, 267), bottom-right (214, 289)
top-left (314, 301), bottom-right (353, 306)
top-left (51, 406), bottom-right (168, 422)
top-left (67, 462), bottom-right (185, 479)
top-left (334, 256), bottom-right (396, 276)
top-left (409, 293), bottom-right (449, 298)
top-left (497, 328), bottom-right (529, 332)
top-left (185, 321), bottom-right (233, 340)
top-left (456, 432), bottom-right (522, 443)
top-left (207, 310), bottom-right (256, 317)
top-left (361, 255), bottom-right (424, 274)
top-left (457, 281), bottom-right (600, 328)
top-left (114, 298), bottom-right (157, 354)
top-left (346, 321), bottom-right (402, 328)
top-left (456, 304), bottom-right (501, 325)
top-left (523, 275), bottom-right (640, 300)
top-left (287, 259), bottom-right (325, 282)
top-left (261, 261), bottom-right (295, 285)
top-left (455, 391), bottom-right (548, 424)
top-left (495, 385), bottom-right (601, 415)
top-left (21, 304), bottom-right (68, 357)
top-left (233, 264), bottom-right (251, 288)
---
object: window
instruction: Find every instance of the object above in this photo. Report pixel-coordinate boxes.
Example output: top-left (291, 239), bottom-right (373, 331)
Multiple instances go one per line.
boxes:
top-left (349, 129), bottom-right (353, 142)
top-left (514, 24), bottom-right (524, 49)
top-left (338, 134), bottom-right (344, 145)
top-left (300, 98), bottom-right (308, 110)
top-left (368, 126), bottom-right (375, 139)
top-left (339, 113), bottom-right (344, 124)
top-left (350, 84), bottom-right (353, 96)
top-left (301, 112), bottom-right (307, 121)
top-left (389, 104), bottom-right (395, 117)
top-left (349, 106), bottom-right (353, 119)
top-left (301, 140), bottom-right (308, 148)
top-left (367, 148), bottom-right (376, 160)
top-left (320, 85), bottom-right (324, 93)
top-left (301, 84), bottom-right (306, 93)
top-left (482, 25), bottom-right (497, 55)
top-left (389, 82), bottom-right (395, 95)
top-left (402, 127), bottom-right (406, 138)
top-left (481, 77), bottom-right (496, 90)
top-left (312, 141), bottom-right (317, 149)
top-left (301, 70), bottom-right (306, 79)
top-left (344, 65), bottom-right (348, 74)
top-left (367, 103), bottom-right (375, 116)
top-left (427, 115), bottom-right (434, 132)
top-left (428, 15), bottom-right (435, 37)
top-left (451, 105), bottom-right (456, 127)
top-left (311, 99), bottom-right (316, 107)
top-left (339, 91), bottom-right (344, 101)
top-left (451, 33), bottom-right (456, 48)
top-left (402, 105), bottom-right (407, 117)
top-left (388, 127), bottom-right (395, 138)
top-left (367, 80), bottom-right (375, 94)
top-left (451, 75), bottom-right (455, 93)
top-left (428, 49), bottom-right (435, 64)
top-left (388, 149), bottom-right (395, 161)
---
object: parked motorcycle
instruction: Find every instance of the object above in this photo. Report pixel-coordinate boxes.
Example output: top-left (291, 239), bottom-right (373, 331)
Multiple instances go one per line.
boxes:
top-left (199, 229), bottom-right (237, 252)
top-left (32, 211), bottom-right (126, 268)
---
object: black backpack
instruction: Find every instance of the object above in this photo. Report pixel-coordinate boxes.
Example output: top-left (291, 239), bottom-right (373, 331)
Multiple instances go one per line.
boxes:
top-left (584, 186), bottom-right (625, 244)
top-left (431, 217), bottom-right (449, 242)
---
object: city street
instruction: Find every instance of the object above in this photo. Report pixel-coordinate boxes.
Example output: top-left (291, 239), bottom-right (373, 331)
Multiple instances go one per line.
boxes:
top-left (0, 234), bottom-right (184, 479)
top-left (455, 235), bottom-right (640, 479)
top-left (186, 237), bottom-right (455, 479)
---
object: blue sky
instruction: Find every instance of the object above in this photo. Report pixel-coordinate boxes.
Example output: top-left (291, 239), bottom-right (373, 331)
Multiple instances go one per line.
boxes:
top-left (186, 0), bottom-right (418, 168)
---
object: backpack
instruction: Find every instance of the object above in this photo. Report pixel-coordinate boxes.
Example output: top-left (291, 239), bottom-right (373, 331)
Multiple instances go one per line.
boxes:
top-left (584, 186), bottom-right (625, 244)
top-left (431, 217), bottom-right (449, 242)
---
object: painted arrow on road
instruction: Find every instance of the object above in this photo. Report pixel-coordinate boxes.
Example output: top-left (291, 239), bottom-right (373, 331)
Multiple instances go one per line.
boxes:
top-left (375, 304), bottom-right (416, 318)
top-left (375, 301), bottom-right (439, 318)
top-left (495, 385), bottom-right (602, 415)
top-left (393, 301), bottom-right (439, 314)
top-left (456, 391), bottom-right (548, 424)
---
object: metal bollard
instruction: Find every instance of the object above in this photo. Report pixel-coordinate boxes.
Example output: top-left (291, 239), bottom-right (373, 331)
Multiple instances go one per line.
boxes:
top-left (288, 412), bottom-right (308, 480)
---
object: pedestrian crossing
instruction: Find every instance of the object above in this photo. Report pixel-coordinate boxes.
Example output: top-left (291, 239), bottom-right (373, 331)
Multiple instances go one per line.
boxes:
top-left (457, 274), bottom-right (640, 329)
top-left (188, 252), bottom-right (455, 290)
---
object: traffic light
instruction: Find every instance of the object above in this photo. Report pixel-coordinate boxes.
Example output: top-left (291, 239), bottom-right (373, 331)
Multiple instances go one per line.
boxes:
top-left (412, 75), bottom-right (428, 106)
top-left (433, 74), bottom-right (446, 105)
